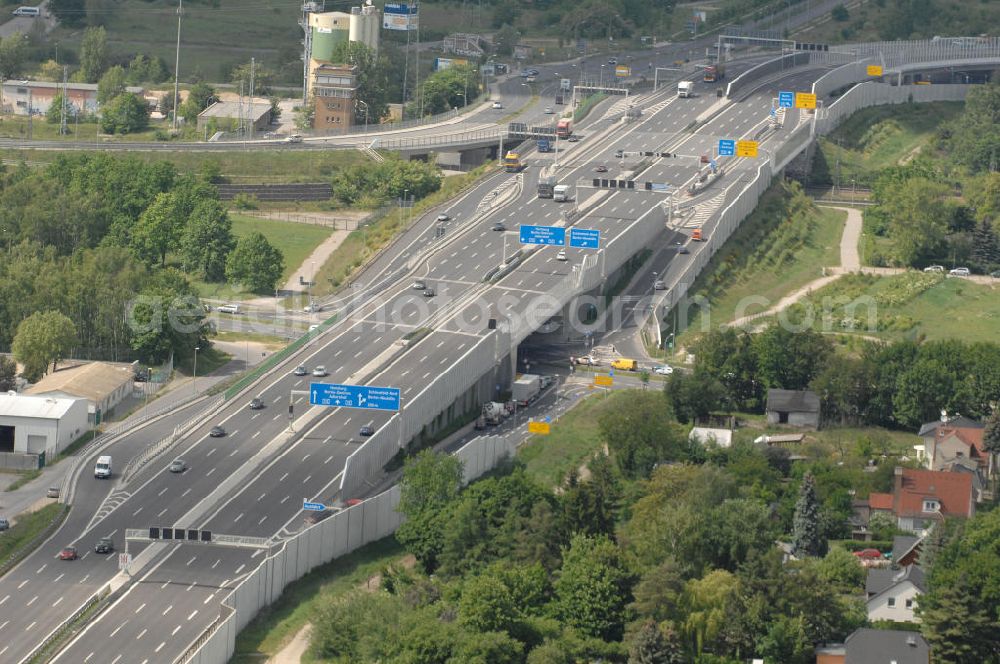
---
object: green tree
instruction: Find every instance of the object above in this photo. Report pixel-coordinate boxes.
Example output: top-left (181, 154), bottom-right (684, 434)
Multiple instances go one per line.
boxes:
top-left (128, 270), bottom-right (207, 364)
top-left (126, 54), bottom-right (168, 84)
top-left (665, 371), bottom-right (727, 424)
top-left (598, 391), bottom-right (687, 479)
top-left (225, 231), bottom-right (283, 293)
top-left (817, 546), bottom-right (865, 592)
top-left (757, 614), bottom-right (813, 664)
top-left (880, 177), bottom-right (952, 265)
top-left (411, 64), bottom-right (481, 116)
top-left (131, 192), bottom-right (182, 267)
top-left (810, 357), bottom-right (871, 426)
top-left (494, 24), bottom-right (521, 56)
top-left (984, 409), bottom-right (1000, 459)
top-left (330, 41), bottom-right (392, 123)
top-left (395, 450), bottom-right (463, 573)
top-left (459, 573), bottom-right (520, 634)
top-left (100, 93), bottom-right (150, 134)
top-left (555, 533), bottom-right (633, 641)
top-left (692, 328), bottom-right (762, 411)
top-left (0, 355), bottom-right (17, 392)
top-left (45, 93), bottom-right (74, 124)
top-left (561, 454), bottom-right (620, 537)
top-left (831, 4), bottom-right (849, 21)
top-left (230, 61), bottom-right (274, 96)
top-left (682, 569), bottom-right (738, 657)
top-left (0, 32), bottom-right (28, 79)
top-left (49, 0), bottom-right (87, 27)
top-left (628, 620), bottom-right (683, 664)
top-left (753, 324), bottom-right (832, 391)
top-left (181, 199), bottom-right (234, 281)
top-left (946, 81), bottom-right (1000, 173)
top-left (12, 311), bottom-right (77, 381)
top-left (79, 26), bottom-right (109, 83)
top-left (792, 472), bottom-right (824, 556)
top-left (180, 82), bottom-right (218, 123)
top-left (97, 65), bottom-right (127, 104)
top-left (630, 559), bottom-right (687, 625)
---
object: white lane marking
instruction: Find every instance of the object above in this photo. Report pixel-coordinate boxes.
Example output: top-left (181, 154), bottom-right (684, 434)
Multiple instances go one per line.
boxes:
top-left (133, 507), bottom-right (143, 516)
top-left (258, 515), bottom-right (268, 525)
top-left (212, 559), bottom-right (220, 570)
top-left (186, 556), bottom-right (197, 566)
top-left (182, 488), bottom-right (192, 497)
top-left (186, 582), bottom-right (196, 592)
top-left (234, 512), bottom-right (244, 523)
top-left (52, 596), bottom-right (63, 607)
top-left (26, 621), bottom-right (36, 630)
top-left (252, 431), bottom-right (261, 439)
top-left (36, 564), bottom-right (46, 574)
top-left (234, 564), bottom-right (245, 575)
top-left (203, 593), bottom-right (216, 604)
top-left (160, 579), bottom-right (170, 590)
top-left (325, 455), bottom-right (333, 464)
top-left (229, 448), bottom-right (239, 457)
top-left (136, 602), bottom-right (146, 613)
top-left (137, 628), bottom-right (147, 640)
top-left (157, 508), bottom-right (168, 517)
top-left (163, 604), bottom-right (172, 615)
top-left (206, 468), bottom-right (216, 477)
top-left (0, 594), bottom-right (7, 605)
top-left (158, 487), bottom-right (168, 496)
top-left (279, 472), bottom-right (288, 481)
top-left (187, 609), bottom-right (199, 621)
top-left (172, 625), bottom-right (182, 636)
top-left (17, 580), bottom-right (28, 589)
top-left (109, 620), bottom-right (129, 638)
top-left (110, 656), bottom-right (122, 664)
top-left (207, 448), bottom-right (216, 457)
top-left (26, 595), bottom-right (37, 606)
top-left (279, 495), bottom-right (289, 504)
top-left (155, 642), bottom-right (165, 653)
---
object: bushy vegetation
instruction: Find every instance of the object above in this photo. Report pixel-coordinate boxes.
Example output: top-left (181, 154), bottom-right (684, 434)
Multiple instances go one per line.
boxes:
top-left (331, 158), bottom-right (443, 207)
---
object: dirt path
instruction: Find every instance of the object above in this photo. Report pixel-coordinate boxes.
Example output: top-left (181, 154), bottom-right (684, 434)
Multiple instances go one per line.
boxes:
top-left (280, 229), bottom-right (351, 294)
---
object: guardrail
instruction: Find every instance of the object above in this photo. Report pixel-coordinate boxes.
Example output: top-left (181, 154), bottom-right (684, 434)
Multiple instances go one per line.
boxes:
top-left (831, 37), bottom-right (1000, 69)
top-left (373, 128), bottom-right (503, 151)
top-left (120, 396), bottom-right (224, 484)
top-left (22, 581), bottom-right (110, 664)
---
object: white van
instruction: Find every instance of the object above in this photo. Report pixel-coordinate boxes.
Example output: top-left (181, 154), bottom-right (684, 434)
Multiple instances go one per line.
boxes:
top-left (13, 7), bottom-right (41, 16)
top-left (217, 304), bottom-right (240, 314)
top-left (95, 455), bottom-right (112, 479)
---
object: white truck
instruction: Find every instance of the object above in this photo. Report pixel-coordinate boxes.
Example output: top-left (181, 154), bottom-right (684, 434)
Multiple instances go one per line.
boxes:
top-left (553, 184), bottom-right (571, 202)
top-left (94, 455), bottom-right (112, 479)
top-left (513, 374), bottom-right (543, 406)
top-left (678, 81), bottom-right (694, 98)
top-left (478, 401), bottom-right (508, 427)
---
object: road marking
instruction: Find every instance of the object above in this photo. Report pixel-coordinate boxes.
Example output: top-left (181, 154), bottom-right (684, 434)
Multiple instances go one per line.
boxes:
top-left (109, 620), bottom-right (129, 638)
top-left (234, 564), bottom-right (245, 575)
top-left (422, 371), bottom-right (431, 379)
top-left (81, 552), bottom-right (89, 560)
top-left (230, 448), bottom-right (239, 457)
top-left (207, 448), bottom-right (216, 457)
top-left (136, 602), bottom-right (146, 613)
top-left (163, 604), bottom-right (172, 615)
top-left (258, 492), bottom-right (267, 502)
top-left (187, 609), bottom-right (199, 621)
top-left (84, 652), bottom-right (92, 662)
top-left (280, 495), bottom-right (289, 504)
top-left (258, 515), bottom-right (268, 525)
top-left (211, 559), bottom-right (221, 570)
top-left (251, 549), bottom-right (263, 559)
top-left (182, 488), bottom-right (192, 497)
top-left (133, 507), bottom-right (143, 516)
top-left (157, 508), bottom-right (168, 517)
top-left (206, 468), bottom-right (216, 477)
top-left (186, 582), bottom-right (196, 592)
top-left (26, 621), bottom-right (36, 630)
top-left (204, 593), bottom-right (217, 604)
top-left (0, 595), bottom-right (7, 605)
top-left (26, 595), bottom-right (37, 606)
top-left (234, 513), bottom-right (244, 523)
top-left (252, 431), bottom-right (261, 439)
top-left (273, 413), bottom-right (280, 420)
top-left (36, 563), bottom-right (46, 574)
top-left (279, 472), bottom-right (289, 481)
top-left (17, 580), bottom-right (28, 589)
top-left (325, 455), bottom-right (333, 464)
top-left (80, 574), bottom-right (90, 583)
top-left (110, 656), bottom-right (122, 664)
top-left (220, 578), bottom-right (231, 588)
top-left (186, 556), bottom-right (197, 566)
top-left (137, 628), bottom-right (147, 639)
top-left (155, 642), bottom-right (165, 653)
top-left (52, 596), bottom-right (63, 607)
top-left (158, 487), bottom-right (168, 496)
top-left (172, 625), bottom-right (182, 636)
top-left (302, 454), bottom-right (310, 462)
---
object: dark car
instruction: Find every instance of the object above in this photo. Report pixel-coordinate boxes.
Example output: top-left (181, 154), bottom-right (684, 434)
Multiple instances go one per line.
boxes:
top-left (169, 458), bottom-right (187, 473)
top-left (249, 397), bottom-right (264, 410)
top-left (677, 245), bottom-right (690, 254)
top-left (359, 425), bottom-right (375, 436)
top-left (614, 149), bottom-right (624, 159)
top-left (567, 135), bottom-right (580, 143)
top-left (293, 365), bottom-right (307, 376)
top-left (209, 425), bottom-right (226, 438)
top-left (423, 288), bottom-right (436, 298)
top-left (95, 537), bottom-right (113, 554)
top-left (59, 546), bottom-right (78, 561)
top-left (595, 164), bottom-right (608, 173)
top-left (492, 222), bottom-right (506, 231)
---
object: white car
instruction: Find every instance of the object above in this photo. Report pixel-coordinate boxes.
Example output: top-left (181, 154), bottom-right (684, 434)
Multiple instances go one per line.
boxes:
top-left (949, 267), bottom-right (970, 276)
top-left (492, 101), bottom-right (503, 109)
top-left (284, 134), bottom-right (303, 143)
top-left (556, 249), bottom-right (567, 261)
top-left (654, 365), bottom-right (674, 375)
top-left (923, 265), bottom-right (945, 273)
top-left (544, 107), bottom-right (554, 114)
top-left (436, 213), bottom-right (450, 222)
top-left (312, 366), bottom-right (328, 377)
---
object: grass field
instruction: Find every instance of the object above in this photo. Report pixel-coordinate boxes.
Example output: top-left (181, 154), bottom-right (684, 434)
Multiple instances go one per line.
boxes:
top-left (675, 182), bottom-right (845, 349)
top-left (786, 271), bottom-right (1000, 344)
top-left (0, 503), bottom-right (64, 563)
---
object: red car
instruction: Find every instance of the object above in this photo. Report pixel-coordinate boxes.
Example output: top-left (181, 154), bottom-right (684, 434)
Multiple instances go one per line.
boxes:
top-left (853, 548), bottom-right (882, 560)
top-left (59, 546), bottom-right (79, 561)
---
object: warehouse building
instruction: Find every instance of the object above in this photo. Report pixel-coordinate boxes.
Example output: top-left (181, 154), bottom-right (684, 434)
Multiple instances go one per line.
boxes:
top-left (0, 393), bottom-right (88, 462)
top-left (0, 79), bottom-right (145, 116)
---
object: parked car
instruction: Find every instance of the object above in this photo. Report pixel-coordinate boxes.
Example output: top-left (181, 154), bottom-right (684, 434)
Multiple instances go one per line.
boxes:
top-left (94, 538), bottom-right (113, 554)
top-left (304, 303), bottom-right (323, 313)
top-left (169, 458), bottom-right (187, 473)
top-left (556, 249), bottom-right (568, 261)
top-left (923, 265), bottom-right (945, 272)
top-left (46, 487), bottom-right (60, 498)
top-left (0, 517), bottom-right (9, 531)
top-left (411, 280), bottom-right (426, 290)
top-left (949, 267), bottom-right (970, 276)
top-left (654, 365), bottom-right (674, 375)
top-left (209, 425), bottom-right (226, 438)
top-left (492, 222), bottom-right (506, 231)
top-left (853, 548), bottom-right (883, 560)
top-left (492, 101), bottom-right (503, 109)
top-left (359, 425), bottom-right (375, 436)
top-left (436, 213), bottom-right (450, 222)
top-left (284, 134), bottom-right (303, 144)
top-left (249, 397), bottom-right (264, 410)
top-left (59, 546), bottom-right (78, 561)
top-left (595, 164), bottom-right (608, 173)
top-left (312, 365), bottom-right (328, 377)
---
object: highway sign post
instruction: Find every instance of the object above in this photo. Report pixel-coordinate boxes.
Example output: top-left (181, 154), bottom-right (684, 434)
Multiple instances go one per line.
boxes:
top-left (569, 228), bottom-right (601, 249)
top-left (718, 139), bottom-right (736, 156)
top-left (309, 383), bottom-right (401, 411)
top-left (527, 421), bottom-right (551, 434)
top-left (778, 91), bottom-right (794, 108)
top-left (594, 375), bottom-right (613, 387)
top-left (302, 500), bottom-right (326, 512)
top-left (118, 552), bottom-right (132, 571)
top-left (519, 224), bottom-right (567, 246)
top-left (615, 65), bottom-right (631, 78)
top-left (736, 140), bottom-right (759, 157)
top-left (795, 92), bottom-right (817, 109)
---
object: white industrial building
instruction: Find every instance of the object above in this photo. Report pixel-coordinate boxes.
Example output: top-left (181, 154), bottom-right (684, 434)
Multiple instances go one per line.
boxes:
top-left (0, 393), bottom-right (89, 458)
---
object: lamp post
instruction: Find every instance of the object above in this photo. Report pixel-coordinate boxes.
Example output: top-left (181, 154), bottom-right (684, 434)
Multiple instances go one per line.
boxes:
top-left (193, 345), bottom-right (200, 394)
top-left (356, 99), bottom-right (370, 133)
top-left (600, 64), bottom-right (607, 88)
top-left (172, 0), bottom-right (183, 131)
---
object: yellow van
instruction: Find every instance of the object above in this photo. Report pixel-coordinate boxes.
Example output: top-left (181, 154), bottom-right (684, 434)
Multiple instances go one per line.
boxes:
top-left (611, 358), bottom-right (638, 371)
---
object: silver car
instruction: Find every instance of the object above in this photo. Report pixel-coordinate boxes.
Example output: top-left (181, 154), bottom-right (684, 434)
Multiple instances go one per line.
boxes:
top-left (169, 459), bottom-right (187, 473)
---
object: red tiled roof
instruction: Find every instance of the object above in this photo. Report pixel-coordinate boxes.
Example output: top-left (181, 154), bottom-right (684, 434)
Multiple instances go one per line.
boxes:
top-left (868, 493), bottom-right (893, 511)
top-left (937, 426), bottom-right (987, 458)
top-left (895, 468), bottom-right (973, 518)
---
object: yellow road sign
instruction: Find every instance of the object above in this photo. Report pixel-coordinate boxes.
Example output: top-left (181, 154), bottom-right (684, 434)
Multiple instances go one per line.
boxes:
top-left (528, 421), bottom-right (551, 435)
top-left (736, 140), bottom-right (759, 158)
top-left (795, 92), bottom-right (817, 109)
top-left (866, 65), bottom-right (883, 77)
top-left (594, 375), bottom-right (613, 387)
top-left (615, 65), bottom-right (631, 78)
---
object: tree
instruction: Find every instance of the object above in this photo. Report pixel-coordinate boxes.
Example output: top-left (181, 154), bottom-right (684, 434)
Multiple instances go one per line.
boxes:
top-left (793, 472), bottom-right (824, 556)
top-left (494, 24), bottom-right (521, 56)
top-left (682, 569), bottom-right (738, 657)
top-left (555, 533), bottom-right (633, 641)
top-left (628, 620), bottom-right (683, 664)
top-left (395, 450), bottom-right (463, 573)
top-left (459, 572), bottom-right (520, 634)
top-left (561, 454), bottom-right (620, 537)
top-left (753, 324), bottom-right (832, 391)
top-left (831, 4), bottom-right (850, 21)
top-left (0, 355), bottom-right (17, 392)
top-left (330, 41), bottom-right (392, 124)
top-left (971, 220), bottom-right (1000, 269)
top-left (100, 93), bottom-right (150, 134)
top-left (985, 409), bottom-right (1000, 456)
top-left (946, 81), bottom-right (1000, 173)
top-left (37, 59), bottom-right (64, 82)
top-left (50, 0), bottom-right (86, 27)
top-left (230, 61), bottom-right (274, 96)
top-left (12, 311), bottom-right (77, 381)
top-left (180, 82), bottom-right (218, 123)
top-left (665, 371), bottom-right (727, 424)
top-left (411, 64), bottom-right (481, 117)
top-left (757, 614), bottom-right (813, 664)
top-left (131, 192), bottom-right (182, 267)
top-left (128, 269), bottom-right (207, 364)
top-left (97, 65), bottom-right (127, 105)
top-left (45, 93), bottom-right (71, 124)
top-left (181, 200), bottom-right (233, 281)
top-left (0, 32), bottom-right (28, 79)
top-left (599, 391), bottom-right (687, 479)
top-left (79, 26), bottom-right (109, 83)
top-left (126, 53), bottom-right (168, 84)
top-left (817, 546), bottom-right (865, 593)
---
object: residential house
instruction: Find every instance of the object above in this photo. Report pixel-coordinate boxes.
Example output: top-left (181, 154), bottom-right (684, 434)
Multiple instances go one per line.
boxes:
top-left (816, 628), bottom-right (929, 664)
top-left (865, 565), bottom-right (926, 623)
top-left (689, 426), bottom-right (732, 448)
top-left (918, 412), bottom-right (991, 478)
top-left (764, 388), bottom-right (820, 429)
top-left (891, 535), bottom-right (923, 566)
top-left (867, 467), bottom-right (975, 536)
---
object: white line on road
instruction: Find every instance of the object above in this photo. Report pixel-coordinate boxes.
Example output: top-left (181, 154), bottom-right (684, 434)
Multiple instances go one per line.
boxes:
top-left (36, 563), bottom-right (46, 574)
top-left (234, 564), bottom-right (245, 575)
top-left (160, 579), bottom-right (170, 590)
top-left (172, 625), bottom-right (182, 636)
top-left (133, 507), bottom-right (143, 516)
top-left (26, 621), bottom-right (36, 630)
top-left (186, 582), bottom-right (196, 592)
top-left (325, 455), bottom-right (333, 464)
top-left (17, 580), bottom-right (28, 589)
top-left (136, 628), bottom-right (147, 639)
top-left (204, 593), bottom-right (216, 604)
top-left (157, 508), bottom-right (168, 517)
top-left (158, 487), bottom-right (169, 496)
top-left (279, 495), bottom-right (289, 504)
top-left (212, 559), bottom-right (220, 569)
top-left (186, 556), bottom-right (197, 566)
top-left (136, 602), bottom-right (146, 613)
top-left (234, 512), bottom-right (244, 523)
top-left (109, 620), bottom-right (129, 638)
top-left (182, 488), bottom-right (191, 497)
top-left (187, 609), bottom-right (199, 621)
top-left (155, 642), bottom-right (165, 653)
top-left (26, 595), bottom-right (37, 606)
top-left (252, 431), bottom-right (261, 439)
top-left (52, 596), bottom-right (63, 607)
top-left (207, 448), bottom-right (216, 457)
top-left (258, 515), bottom-right (268, 525)
top-left (279, 472), bottom-right (288, 481)
top-left (0, 594), bottom-right (8, 605)
top-left (80, 573), bottom-right (90, 584)
top-left (163, 604), bottom-right (172, 615)
top-left (206, 468), bottom-right (216, 477)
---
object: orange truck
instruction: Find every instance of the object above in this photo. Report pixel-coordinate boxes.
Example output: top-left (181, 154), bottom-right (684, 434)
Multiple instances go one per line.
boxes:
top-left (692, 228), bottom-right (703, 241)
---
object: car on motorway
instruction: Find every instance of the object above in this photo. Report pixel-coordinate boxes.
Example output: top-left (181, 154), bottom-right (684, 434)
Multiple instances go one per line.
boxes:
top-left (59, 546), bottom-right (78, 561)
top-left (312, 365), bottom-right (328, 377)
top-left (923, 265), bottom-right (945, 272)
top-left (249, 397), bottom-right (264, 410)
top-left (304, 303), bottom-right (323, 313)
top-left (492, 101), bottom-right (503, 109)
top-left (614, 149), bottom-right (624, 159)
top-left (293, 365), bottom-right (307, 376)
top-left (0, 517), bottom-right (9, 531)
top-left (949, 267), bottom-right (970, 276)
top-left (595, 164), bottom-right (608, 173)
top-left (423, 287), bottom-right (436, 297)
top-left (654, 280), bottom-right (667, 290)
top-left (556, 249), bottom-right (568, 261)
top-left (436, 213), bottom-right (450, 221)
top-left (95, 537), bottom-right (113, 554)
top-left (654, 365), bottom-right (674, 375)
top-left (284, 134), bottom-right (303, 143)
top-left (677, 245), bottom-right (690, 254)
top-left (169, 458), bottom-right (187, 473)
top-left (544, 107), bottom-right (554, 114)
top-left (492, 222), bottom-right (506, 231)
top-left (411, 280), bottom-right (426, 290)
top-left (608, 58), bottom-right (618, 65)
top-left (567, 135), bottom-right (580, 142)
top-left (209, 425), bottom-right (227, 438)
top-left (359, 425), bottom-right (375, 436)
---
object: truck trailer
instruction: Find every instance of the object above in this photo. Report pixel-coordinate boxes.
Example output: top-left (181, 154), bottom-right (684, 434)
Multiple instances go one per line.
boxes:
top-left (513, 374), bottom-right (543, 405)
top-left (556, 118), bottom-right (573, 138)
top-left (553, 184), bottom-right (571, 202)
top-left (537, 176), bottom-right (556, 198)
top-left (677, 81), bottom-right (694, 98)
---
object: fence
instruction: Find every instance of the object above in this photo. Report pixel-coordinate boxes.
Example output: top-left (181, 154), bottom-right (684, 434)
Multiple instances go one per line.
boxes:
top-left (830, 37), bottom-right (1000, 69)
top-left (725, 51), bottom-right (810, 99)
top-left (229, 209), bottom-right (367, 231)
top-left (180, 432), bottom-right (514, 664)
top-left (0, 452), bottom-right (40, 471)
top-left (120, 396), bottom-right (225, 483)
top-left (814, 82), bottom-right (972, 136)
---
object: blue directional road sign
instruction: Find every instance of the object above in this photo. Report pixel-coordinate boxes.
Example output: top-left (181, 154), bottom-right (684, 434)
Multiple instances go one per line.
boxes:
top-left (778, 91), bottom-right (794, 108)
top-left (303, 501), bottom-right (326, 511)
top-left (519, 224), bottom-right (566, 246)
top-left (310, 383), bottom-right (401, 411)
top-left (718, 139), bottom-right (736, 156)
top-left (569, 228), bottom-right (601, 249)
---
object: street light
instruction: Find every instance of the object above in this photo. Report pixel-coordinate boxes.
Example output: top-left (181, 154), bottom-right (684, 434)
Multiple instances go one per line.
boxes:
top-left (356, 99), bottom-right (370, 133)
top-left (600, 64), bottom-right (607, 88)
top-left (193, 345), bottom-right (200, 394)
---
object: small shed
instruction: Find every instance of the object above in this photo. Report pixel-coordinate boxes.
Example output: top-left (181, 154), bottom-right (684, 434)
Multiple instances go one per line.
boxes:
top-left (765, 389), bottom-right (820, 429)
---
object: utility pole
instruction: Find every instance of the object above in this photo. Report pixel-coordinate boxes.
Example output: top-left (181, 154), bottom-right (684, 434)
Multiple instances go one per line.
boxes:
top-left (172, 0), bottom-right (183, 131)
top-left (59, 66), bottom-right (68, 135)
top-left (249, 57), bottom-right (256, 141)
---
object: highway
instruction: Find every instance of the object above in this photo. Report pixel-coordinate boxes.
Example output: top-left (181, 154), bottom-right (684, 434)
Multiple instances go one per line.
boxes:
top-left (25, 61), bottom-right (839, 663)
